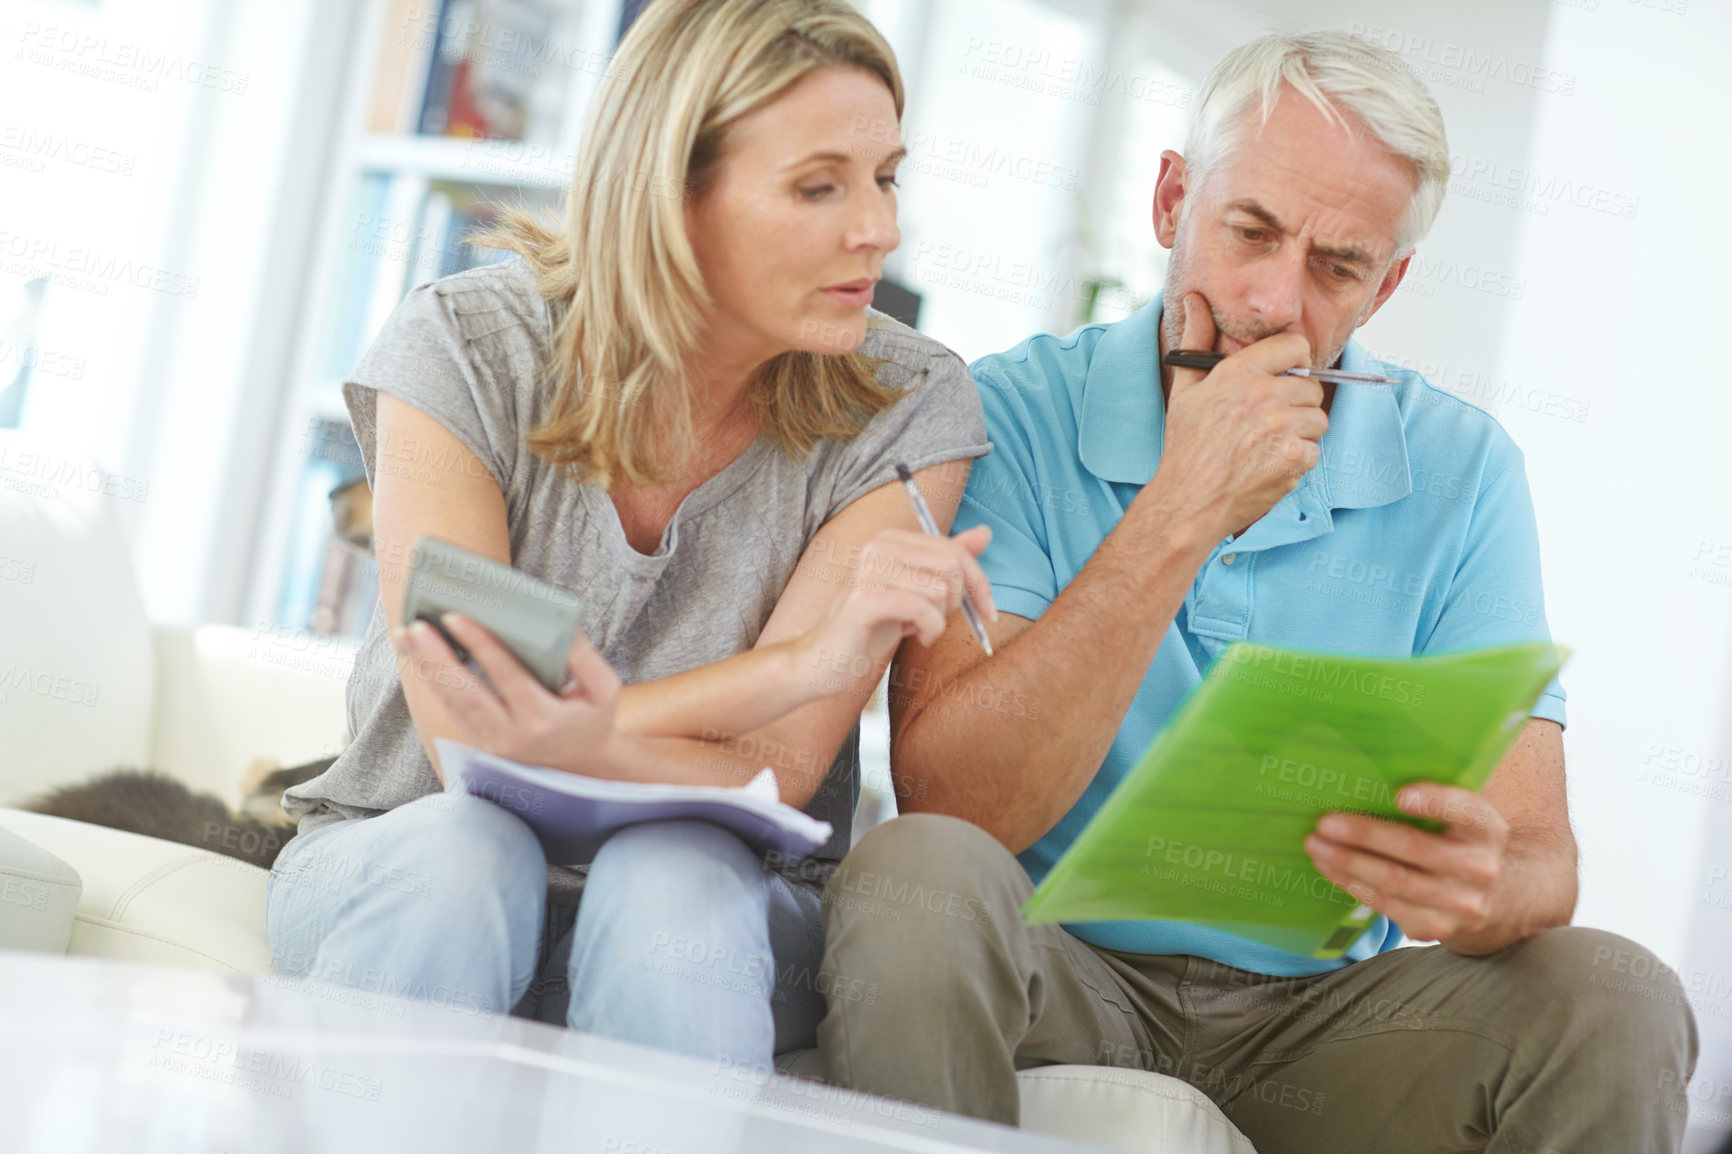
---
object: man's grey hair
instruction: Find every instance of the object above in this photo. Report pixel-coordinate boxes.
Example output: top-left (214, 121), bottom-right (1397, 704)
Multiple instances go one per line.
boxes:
top-left (1183, 30), bottom-right (1450, 255)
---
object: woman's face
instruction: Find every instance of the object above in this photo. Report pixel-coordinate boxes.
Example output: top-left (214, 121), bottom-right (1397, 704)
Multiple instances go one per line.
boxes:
top-left (686, 66), bottom-right (904, 364)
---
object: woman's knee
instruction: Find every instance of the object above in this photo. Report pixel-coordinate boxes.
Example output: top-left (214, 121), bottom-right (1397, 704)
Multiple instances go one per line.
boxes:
top-left (389, 792), bottom-right (547, 888)
top-left (591, 819), bottom-right (761, 880)
top-left (271, 793), bottom-right (547, 946)
top-left (570, 821), bottom-right (781, 1022)
top-left (581, 820), bottom-right (771, 937)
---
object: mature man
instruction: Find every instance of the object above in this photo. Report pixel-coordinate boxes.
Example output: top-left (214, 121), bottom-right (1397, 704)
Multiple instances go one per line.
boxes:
top-left (815, 31), bottom-right (1697, 1152)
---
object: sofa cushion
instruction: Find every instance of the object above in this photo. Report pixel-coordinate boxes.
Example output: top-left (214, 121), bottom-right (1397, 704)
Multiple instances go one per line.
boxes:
top-left (1018, 1065), bottom-right (1257, 1153)
top-left (775, 1049), bottom-right (1256, 1153)
top-left (0, 430), bottom-right (156, 803)
top-left (148, 623), bottom-right (354, 806)
top-left (0, 808), bottom-right (270, 973)
top-left (0, 819), bottom-right (82, 953)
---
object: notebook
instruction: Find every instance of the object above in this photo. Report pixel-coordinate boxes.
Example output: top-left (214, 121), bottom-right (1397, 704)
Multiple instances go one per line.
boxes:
top-left (436, 738), bottom-right (834, 865)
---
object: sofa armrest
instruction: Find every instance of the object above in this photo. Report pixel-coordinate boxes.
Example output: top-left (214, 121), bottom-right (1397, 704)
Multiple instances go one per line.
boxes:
top-left (0, 821), bottom-right (82, 954)
top-left (1018, 1066), bottom-right (1258, 1153)
top-left (148, 624), bottom-right (355, 807)
top-left (0, 808), bottom-right (271, 973)
top-left (775, 1050), bottom-right (1259, 1153)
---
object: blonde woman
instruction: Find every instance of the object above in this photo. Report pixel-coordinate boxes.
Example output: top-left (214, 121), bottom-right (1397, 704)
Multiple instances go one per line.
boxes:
top-left (270, 0), bottom-right (995, 1070)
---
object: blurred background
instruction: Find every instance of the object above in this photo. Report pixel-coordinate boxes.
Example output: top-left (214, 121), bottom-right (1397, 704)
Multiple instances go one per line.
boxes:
top-left (0, 0), bottom-right (1728, 1145)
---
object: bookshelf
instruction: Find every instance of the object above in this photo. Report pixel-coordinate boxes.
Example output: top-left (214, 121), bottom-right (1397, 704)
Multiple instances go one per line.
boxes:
top-left (245, 0), bottom-right (627, 642)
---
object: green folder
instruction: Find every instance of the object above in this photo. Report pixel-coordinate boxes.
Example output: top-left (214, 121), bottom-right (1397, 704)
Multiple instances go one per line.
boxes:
top-left (1021, 641), bottom-right (1569, 960)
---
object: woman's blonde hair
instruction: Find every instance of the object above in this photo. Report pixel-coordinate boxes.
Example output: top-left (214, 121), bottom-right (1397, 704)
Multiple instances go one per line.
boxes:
top-left (471, 0), bottom-right (907, 488)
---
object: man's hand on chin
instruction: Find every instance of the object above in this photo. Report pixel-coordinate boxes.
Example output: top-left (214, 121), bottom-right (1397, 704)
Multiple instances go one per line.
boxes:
top-left (1303, 782), bottom-right (1561, 956)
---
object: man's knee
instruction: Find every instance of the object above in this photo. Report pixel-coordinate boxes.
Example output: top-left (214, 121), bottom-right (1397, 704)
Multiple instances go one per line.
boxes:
top-left (821, 814), bottom-right (1018, 953)
top-left (837, 813), bottom-right (1013, 886)
top-left (1504, 926), bottom-right (1696, 1061)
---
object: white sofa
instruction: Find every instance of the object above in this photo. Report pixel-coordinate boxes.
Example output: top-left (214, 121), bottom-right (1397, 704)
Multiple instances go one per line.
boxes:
top-left (0, 429), bottom-right (1255, 1153)
top-left (0, 429), bottom-right (353, 969)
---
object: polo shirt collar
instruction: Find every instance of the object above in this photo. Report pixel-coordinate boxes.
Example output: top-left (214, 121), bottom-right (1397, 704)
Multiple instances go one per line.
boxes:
top-left (1076, 297), bottom-right (1165, 486)
top-left (1075, 291), bottom-right (1412, 516)
top-left (1316, 338), bottom-right (1412, 510)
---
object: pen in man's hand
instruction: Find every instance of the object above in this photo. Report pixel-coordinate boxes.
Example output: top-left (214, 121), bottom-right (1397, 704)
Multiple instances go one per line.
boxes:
top-left (894, 463), bottom-right (995, 657)
top-left (1162, 349), bottom-right (1399, 385)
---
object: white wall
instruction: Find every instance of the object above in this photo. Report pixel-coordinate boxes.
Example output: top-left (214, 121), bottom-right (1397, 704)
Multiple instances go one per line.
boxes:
top-left (1491, 5), bottom-right (1732, 1149)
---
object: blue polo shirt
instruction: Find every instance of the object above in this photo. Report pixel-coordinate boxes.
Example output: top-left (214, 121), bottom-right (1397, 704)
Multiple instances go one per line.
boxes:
top-left (954, 294), bottom-right (1567, 977)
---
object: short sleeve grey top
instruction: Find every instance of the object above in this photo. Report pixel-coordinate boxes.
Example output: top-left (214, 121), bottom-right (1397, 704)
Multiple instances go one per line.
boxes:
top-left (281, 259), bottom-right (991, 905)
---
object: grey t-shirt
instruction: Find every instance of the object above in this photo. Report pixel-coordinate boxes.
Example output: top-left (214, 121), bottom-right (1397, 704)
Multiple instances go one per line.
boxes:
top-left (281, 259), bottom-right (991, 905)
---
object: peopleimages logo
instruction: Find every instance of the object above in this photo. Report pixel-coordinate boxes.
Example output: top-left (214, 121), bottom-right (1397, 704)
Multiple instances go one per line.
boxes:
top-left (957, 37), bottom-right (1192, 109)
top-left (0, 125), bottom-right (136, 175)
top-left (1448, 154), bottom-right (1640, 220)
top-left (1307, 551), bottom-right (1428, 598)
top-left (0, 230), bottom-right (199, 299)
top-left (0, 664), bottom-right (100, 707)
top-left (1404, 253), bottom-right (1527, 300)
top-left (15, 22), bottom-right (250, 94)
top-left (1225, 645), bottom-right (1427, 706)
top-left (0, 442), bottom-right (151, 502)
top-left (1344, 23), bottom-right (1577, 95)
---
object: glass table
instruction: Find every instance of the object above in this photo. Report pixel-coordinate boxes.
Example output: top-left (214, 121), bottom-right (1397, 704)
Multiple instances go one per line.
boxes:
top-left (0, 950), bottom-right (1105, 1154)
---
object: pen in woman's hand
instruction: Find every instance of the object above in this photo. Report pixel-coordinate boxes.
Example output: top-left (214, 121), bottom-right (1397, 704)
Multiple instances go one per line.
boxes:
top-left (894, 464), bottom-right (995, 657)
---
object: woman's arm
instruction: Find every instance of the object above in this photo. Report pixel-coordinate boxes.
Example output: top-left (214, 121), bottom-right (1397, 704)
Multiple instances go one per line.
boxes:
top-left (420, 455), bottom-right (991, 807)
top-left (370, 391), bottom-right (517, 786)
top-left (609, 455), bottom-right (974, 741)
top-left (601, 455), bottom-right (989, 805)
top-left (383, 390), bottom-right (992, 806)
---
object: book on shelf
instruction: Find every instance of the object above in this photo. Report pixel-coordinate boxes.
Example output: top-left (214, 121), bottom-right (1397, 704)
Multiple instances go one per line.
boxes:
top-left (369, 0), bottom-right (563, 142)
top-left (277, 418), bottom-right (378, 642)
top-left (444, 0), bottom-right (557, 141)
top-left (367, 0), bottom-right (438, 135)
top-left (327, 173), bottom-right (521, 381)
top-left (407, 184), bottom-right (515, 283)
top-left (362, 172), bottom-right (428, 355)
top-left (327, 171), bottom-right (392, 381)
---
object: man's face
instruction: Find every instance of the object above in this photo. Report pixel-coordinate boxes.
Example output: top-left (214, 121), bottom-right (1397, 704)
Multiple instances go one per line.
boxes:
top-left (1155, 87), bottom-right (1417, 370)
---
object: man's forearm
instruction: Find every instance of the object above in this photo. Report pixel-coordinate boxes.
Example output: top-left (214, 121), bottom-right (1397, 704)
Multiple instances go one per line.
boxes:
top-left (898, 497), bottom-right (1217, 851)
top-left (1442, 828), bottom-right (1579, 955)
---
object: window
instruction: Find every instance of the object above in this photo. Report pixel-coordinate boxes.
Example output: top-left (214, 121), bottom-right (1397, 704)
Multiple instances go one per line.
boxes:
top-left (883, 0), bottom-right (1102, 361)
top-left (1092, 56), bottom-right (1195, 325)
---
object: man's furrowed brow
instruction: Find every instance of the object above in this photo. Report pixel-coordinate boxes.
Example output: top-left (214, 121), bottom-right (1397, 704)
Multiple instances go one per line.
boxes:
top-left (1312, 238), bottom-right (1375, 265)
top-left (1226, 199), bottom-right (1285, 231)
top-left (1225, 199), bottom-right (1376, 265)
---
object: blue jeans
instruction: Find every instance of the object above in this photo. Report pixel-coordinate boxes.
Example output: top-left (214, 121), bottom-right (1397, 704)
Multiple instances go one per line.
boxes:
top-left (265, 792), bottom-right (827, 1067)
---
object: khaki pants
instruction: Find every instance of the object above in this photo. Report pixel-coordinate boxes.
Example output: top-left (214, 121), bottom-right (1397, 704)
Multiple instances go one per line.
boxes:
top-left (815, 815), bottom-right (1699, 1153)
